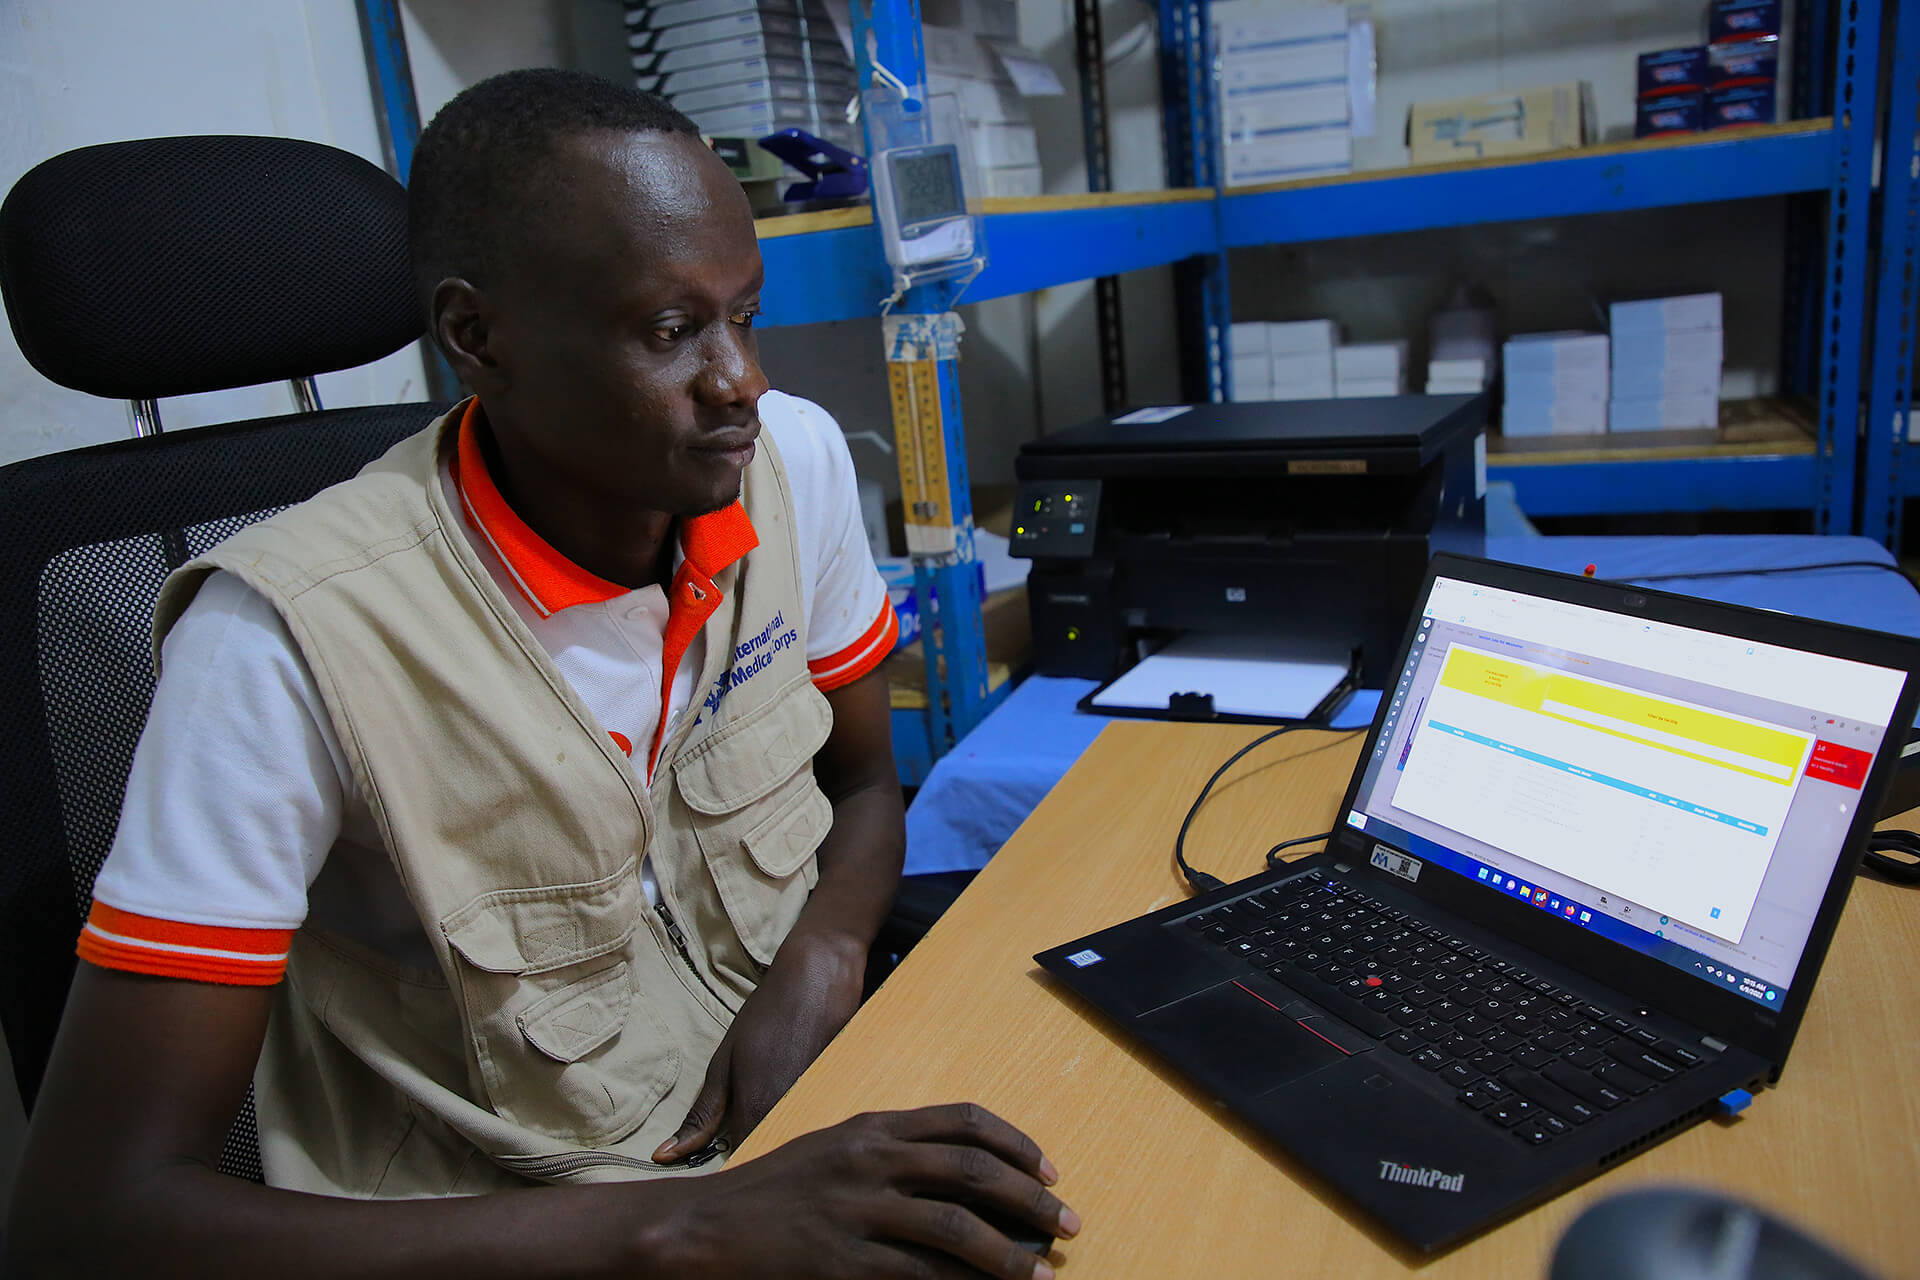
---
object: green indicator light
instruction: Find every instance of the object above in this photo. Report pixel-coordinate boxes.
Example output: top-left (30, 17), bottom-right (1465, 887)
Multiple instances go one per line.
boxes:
top-left (1033, 499), bottom-right (1043, 512)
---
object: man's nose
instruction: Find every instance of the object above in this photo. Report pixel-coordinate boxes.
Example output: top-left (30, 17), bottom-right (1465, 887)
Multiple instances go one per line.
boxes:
top-left (696, 327), bottom-right (770, 407)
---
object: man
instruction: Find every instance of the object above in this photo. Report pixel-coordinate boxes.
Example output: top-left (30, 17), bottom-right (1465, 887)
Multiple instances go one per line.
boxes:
top-left (6, 70), bottom-right (1076, 1277)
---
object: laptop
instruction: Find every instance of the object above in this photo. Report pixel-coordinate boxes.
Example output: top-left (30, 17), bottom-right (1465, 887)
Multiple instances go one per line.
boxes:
top-left (1036, 553), bottom-right (1920, 1252)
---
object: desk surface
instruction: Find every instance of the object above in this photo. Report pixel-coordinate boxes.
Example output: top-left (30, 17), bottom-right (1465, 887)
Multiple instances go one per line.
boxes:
top-left (740, 722), bottom-right (1920, 1278)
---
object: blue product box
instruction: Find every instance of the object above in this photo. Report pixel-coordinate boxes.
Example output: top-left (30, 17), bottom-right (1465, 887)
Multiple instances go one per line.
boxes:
top-left (1638, 46), bottom-right (1707, 98)
top-left (1708, 82), bottom-right (1776, 129)
top-left (1709, 0), bottom-right (1780, 43)
top-left (1709, 35), bottom-right (1778, 88)
top-left (1636, 93), bottom-right (1705, 137)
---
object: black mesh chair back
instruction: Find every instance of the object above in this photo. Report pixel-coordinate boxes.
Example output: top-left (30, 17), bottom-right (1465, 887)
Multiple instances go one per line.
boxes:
top-left (0, 136), bottom-right (449, 1182)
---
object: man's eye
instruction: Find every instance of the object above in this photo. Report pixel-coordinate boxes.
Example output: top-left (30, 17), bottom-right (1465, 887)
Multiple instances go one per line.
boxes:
top-left (654, 322), bottom-right (692, 342)
top-left (730, 310), bottom-right (759, 329)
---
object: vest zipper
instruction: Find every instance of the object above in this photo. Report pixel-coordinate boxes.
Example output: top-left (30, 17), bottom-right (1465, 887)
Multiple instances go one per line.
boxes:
top-left (656, 901), bottom-right (699, 974)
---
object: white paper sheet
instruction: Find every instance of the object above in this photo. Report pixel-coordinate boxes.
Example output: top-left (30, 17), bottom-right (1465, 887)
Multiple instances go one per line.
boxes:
top-left (1091, 634), bottom-right (1352, 720)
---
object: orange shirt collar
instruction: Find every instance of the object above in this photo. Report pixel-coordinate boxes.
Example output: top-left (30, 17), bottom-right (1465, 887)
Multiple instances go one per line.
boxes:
top-left (449, 398), bottom-right (758, 616)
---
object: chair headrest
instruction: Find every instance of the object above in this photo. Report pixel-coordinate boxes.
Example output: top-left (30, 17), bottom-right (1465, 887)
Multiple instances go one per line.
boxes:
top-left (0, 135), bottom-right (422, 401)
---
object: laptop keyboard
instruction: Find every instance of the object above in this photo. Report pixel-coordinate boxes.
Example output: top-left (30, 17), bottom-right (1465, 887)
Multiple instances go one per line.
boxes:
top-left (1181, 874), bottom-right (1712, 1147)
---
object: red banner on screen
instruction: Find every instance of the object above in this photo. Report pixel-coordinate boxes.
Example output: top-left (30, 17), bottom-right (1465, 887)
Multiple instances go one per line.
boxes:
top-left (1806, 739), bottom-right (1871, 790)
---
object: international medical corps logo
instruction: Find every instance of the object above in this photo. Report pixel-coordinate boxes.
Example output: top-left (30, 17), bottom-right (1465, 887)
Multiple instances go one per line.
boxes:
top-left (701, 610), bottom-right (800, 718)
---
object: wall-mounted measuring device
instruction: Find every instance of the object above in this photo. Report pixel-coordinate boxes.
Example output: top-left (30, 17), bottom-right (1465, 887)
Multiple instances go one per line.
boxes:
top-left (873, 142), bottom-right (974, 271)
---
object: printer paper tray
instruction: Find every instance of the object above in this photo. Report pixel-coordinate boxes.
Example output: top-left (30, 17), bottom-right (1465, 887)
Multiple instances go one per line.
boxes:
top-left (1081, 633), bottom-right (1360, 725)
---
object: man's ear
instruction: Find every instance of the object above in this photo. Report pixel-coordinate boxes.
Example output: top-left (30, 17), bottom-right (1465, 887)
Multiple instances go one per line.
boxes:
top-left (430, 278), bottom-right (506, 396)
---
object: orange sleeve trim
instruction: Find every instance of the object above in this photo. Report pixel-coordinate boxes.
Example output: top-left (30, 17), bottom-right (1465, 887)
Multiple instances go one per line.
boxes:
top-left (76, 901), bottom-right (291, 986)
top-left (810, 601), bottom-right (899, 692)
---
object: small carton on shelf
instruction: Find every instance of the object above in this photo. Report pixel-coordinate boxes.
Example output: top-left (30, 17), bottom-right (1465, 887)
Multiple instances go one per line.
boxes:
top-left (1637, 93), bottom-right (1705, 138)
top-left (1504, 331), bottom-right (1610, 377)
top-left (1609, 395), bottom-right (1720, 432)
top-left (1334, 341), bottom-right (1407, 394)
top-left (966, 121), bottom-right (1038, 168)
top-left (1220, 82), bottom-right (1350, 142)
top-left (1225, 126), bottom-right (1351, 187)
top-left (1230, 321), bottom-right (1271, 357)
top-left (1709, 36), bottom-right (1779, 88)
top-left (1268, 319), bottom-right (1341, 354)
top-left (1637, 47), bottom-right (1708, 98)
top-left (978, 165), bottom-right (1041, 199)
top-left (1708, 83), bottom-right (1776, 129)
top-left (1408, 82), bottom-right (1593, 166)
top-left (1709, 0), bottom-right (1780, 43)
top-left (1610, 292), bottom-right (1723, 334)
top-left (1211, 0), bottom-right (1349, 55)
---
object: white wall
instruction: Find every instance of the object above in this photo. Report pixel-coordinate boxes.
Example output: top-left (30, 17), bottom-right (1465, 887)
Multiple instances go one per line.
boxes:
top-left (0, 0), bottom-right (428, 467)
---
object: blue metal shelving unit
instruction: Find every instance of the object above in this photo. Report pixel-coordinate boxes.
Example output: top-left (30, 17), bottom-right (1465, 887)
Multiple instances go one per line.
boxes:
top-left (357, 0), bottom-right (1903, 777)
top-left (1863, 0), bottom-right (1920, 545)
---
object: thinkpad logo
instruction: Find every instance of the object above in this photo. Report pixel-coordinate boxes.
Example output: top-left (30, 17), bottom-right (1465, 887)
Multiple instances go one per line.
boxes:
top-left (1378, 1161), bottom-right (1464, 1192)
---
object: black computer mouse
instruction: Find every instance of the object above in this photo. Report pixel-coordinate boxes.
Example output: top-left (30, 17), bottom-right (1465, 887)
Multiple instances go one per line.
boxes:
top-left (1549, 1186), bottom-right (1878, 1280)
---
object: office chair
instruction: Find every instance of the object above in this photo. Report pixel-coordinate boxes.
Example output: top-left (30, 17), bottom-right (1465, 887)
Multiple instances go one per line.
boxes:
top-left (0, 135), bottom-right (447, 1182)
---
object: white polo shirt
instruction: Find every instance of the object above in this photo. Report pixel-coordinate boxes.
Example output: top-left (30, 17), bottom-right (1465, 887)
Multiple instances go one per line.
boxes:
top-left (78, 391), bottom-right (896, 985)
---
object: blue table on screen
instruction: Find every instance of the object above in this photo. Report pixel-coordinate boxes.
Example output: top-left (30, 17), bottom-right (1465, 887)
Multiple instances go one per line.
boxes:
top-left (901, 535), bottom-right (1920, 876)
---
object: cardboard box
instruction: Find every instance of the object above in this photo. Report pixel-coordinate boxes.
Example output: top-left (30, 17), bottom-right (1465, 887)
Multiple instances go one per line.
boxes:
top-left (1709, 36), bottom-right (1779, 87)
top-left (1230, 321), bottom-right (1272, 355)
top-left (1335, 341), bottom-right (1407, 380)
top-left (979, 165), bottom-right (1042, 199)
top-left (630, 9), bottom-right (805, 52)
top-left (1220, 82), bottom-right (1349, 141)
top-left (1710, 0), bottom-right (1780, 44)
top-left (1708, 82), bottom-right (1776, 128)
top-left (1504, 331), bottom-right (1609, 376)
top-left (1637, 46), bottom-right (1708, 98)
top-left (1610, 293), bottom-right (1723, 334)
top-left (1212, 1), bottom-right (1349, 55)
top-left (1609, 395), bottom-right (1720, 432)
top-left (1636, 93), bottom-right (1704, 137)
top-left (1269, 319), bottom-right (1340, 353)
top-left (636, 33), bottom-right (817, 76)
top-left (1273, 349), bottom-right (1336, 383)
top-left (965, 121), bottom-right (1038, 168)
top-left (1612, 328), bottom-right (1725, 372)
top-left (928, 72), bottom-right (1030, 125)
top-left (1502, 395), bottom-right (1608, 436)
top-left (1408, 82), bottom-right (1591, 166)
top-left (1218, 41), bottom-right (1349, 95)
top-left (1611, 365), bottom-right (1723, 400)
top-left (1225, 126), bottom-right (1351, 186)
top-left (921, 24), bottom-right (1000, 78)
top-left (920, 0), bottom-right (1019, 41)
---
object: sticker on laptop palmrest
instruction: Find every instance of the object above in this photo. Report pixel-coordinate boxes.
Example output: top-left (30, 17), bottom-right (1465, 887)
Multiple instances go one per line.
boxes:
top-left (1066, 949), bottom-right (1104, 967)
top-left (1371, 844), bottom-right (1422, 883)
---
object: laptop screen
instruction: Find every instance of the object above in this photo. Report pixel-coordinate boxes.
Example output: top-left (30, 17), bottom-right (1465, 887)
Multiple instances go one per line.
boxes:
top-left (1345, 573), bottom-right (1906, 1009)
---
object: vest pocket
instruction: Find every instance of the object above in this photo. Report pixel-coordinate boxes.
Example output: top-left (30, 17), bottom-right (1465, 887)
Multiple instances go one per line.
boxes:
top-left (440, 865), bottom-right (681, 1146)
top-left (675, 680), bottom-right (834, 967)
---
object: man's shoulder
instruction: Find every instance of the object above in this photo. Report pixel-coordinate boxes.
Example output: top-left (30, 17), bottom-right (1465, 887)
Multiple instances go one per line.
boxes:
top-left (759, 391), bottom-right (848, 491)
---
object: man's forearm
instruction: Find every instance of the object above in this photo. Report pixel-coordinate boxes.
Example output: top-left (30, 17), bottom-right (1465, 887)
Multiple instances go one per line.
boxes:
top-left (8, 1163), bottom-right (672, 1280)
top-left (785, 779), bottom-right (905, 958)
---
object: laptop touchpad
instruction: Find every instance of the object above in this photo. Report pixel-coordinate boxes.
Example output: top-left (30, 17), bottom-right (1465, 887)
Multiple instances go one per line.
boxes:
top-left (1139, 981), bottom-right (1348, 1098)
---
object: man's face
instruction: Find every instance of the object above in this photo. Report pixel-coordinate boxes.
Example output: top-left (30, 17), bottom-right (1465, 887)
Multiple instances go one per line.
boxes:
top-left (482, 129), bottom-right (769, 516)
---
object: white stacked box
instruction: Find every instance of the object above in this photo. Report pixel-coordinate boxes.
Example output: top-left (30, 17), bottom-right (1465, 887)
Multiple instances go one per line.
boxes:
top-left (1502, 332), bottom-right (1610, 436)
top-left (1335, 341), bottom-right (1407, 398)
top-left (1426, 358), bottom-right (1490, 395)
top-left (1270, 319), bottom-right (1338, 400)
top-left (921, 23), bottom-right (1044, 201)
top-left (626, 0), bottom-right (856, 148)
top-left (1213, 1), bottom-right (1353, 188)
top-left (1608, 293), bottom-right (1724, 432)
top-left (1230, 322), bottom-right (1274, 402)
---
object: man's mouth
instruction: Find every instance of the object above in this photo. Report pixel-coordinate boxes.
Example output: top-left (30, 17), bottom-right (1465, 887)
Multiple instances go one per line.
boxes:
top-left (690, 423), bottom-right (760, 466)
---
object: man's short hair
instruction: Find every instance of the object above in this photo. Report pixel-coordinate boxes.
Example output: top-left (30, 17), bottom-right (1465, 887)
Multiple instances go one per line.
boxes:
top-left (408, 68), bottom-right (700, 313)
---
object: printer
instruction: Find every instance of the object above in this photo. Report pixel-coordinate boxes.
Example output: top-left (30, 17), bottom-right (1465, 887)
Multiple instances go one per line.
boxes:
top-left (1009, 395), bottom-right (1487, 698)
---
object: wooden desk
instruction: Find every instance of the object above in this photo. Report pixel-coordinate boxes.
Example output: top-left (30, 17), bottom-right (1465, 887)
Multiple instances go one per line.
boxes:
top-left (737, 722), bottom-right (1920, 1278)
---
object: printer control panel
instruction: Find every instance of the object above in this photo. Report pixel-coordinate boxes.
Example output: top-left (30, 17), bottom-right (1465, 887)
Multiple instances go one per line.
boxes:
top-left (1009, 480), bottom-right (1102, 559)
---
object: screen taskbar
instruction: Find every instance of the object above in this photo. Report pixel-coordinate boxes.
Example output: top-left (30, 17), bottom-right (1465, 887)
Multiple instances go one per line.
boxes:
top-left (1343, 808), bottom-right (1786, 1008)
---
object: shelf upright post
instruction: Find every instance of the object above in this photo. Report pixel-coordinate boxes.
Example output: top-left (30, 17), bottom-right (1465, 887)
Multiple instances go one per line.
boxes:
top-left (1815, 0), bottom-right (1885, 533)
top-left (1158, 0), bottom-right (1230, 403)
top-left (1782, 0), bottom-right (1833, 400)
top-left (1862, 0), bottom-right (1920, 546)
top-left (852, 0), bottom-right (995, 762)
top-left (1074, 0), bottom-right (1130, 412)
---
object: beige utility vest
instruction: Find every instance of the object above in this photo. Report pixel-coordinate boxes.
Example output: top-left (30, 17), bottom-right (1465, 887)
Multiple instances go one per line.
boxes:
top-left (154, 404), bottom-right (834, 1196)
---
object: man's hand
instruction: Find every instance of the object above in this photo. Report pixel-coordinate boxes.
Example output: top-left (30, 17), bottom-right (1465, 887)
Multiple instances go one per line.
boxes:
top-left (643, 1104), bottom-right (1080, 1279)
top-left (655, 927), bottom-right (866, 1160)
